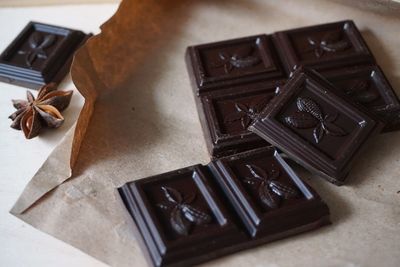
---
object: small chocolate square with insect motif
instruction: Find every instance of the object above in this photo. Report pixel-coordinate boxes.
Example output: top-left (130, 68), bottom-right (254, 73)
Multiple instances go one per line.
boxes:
top-left (210, 147), bottom-right (330, 237)
top-left (273, 20), bottom-right (374, 72)
top-left (249, 68), bottom-right (384, 185)
top-left (196, 81), bottom-right (279, 158)
top-left (322, 65), bottom-right (400, 132)
top-left (118, 164), bottom-right (246, 267)
top-left (0, 21), bottom-right (89, 89)
top-left (186, 34), bottom-right (287, 94)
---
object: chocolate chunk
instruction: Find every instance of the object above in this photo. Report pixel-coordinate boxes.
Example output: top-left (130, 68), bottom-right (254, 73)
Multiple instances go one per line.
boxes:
top-left (249, 68), bottom-right (384, 185)
top-left (119, 147), bottom-right (330, 267)
top-left (194, 81), bottom-right (282, 158)
top-left (186, 34), bottom-right (287, 158)
top-left (209, 147), bottom-right (330, 238)
top-left (273, 20), bottom-right (374, 72)
top-left (0, 21), bottom-right (90, 89)
top-left (186, 34), bottom-right (287, 95)
top-left (322, 65), bottom-right (400, 132)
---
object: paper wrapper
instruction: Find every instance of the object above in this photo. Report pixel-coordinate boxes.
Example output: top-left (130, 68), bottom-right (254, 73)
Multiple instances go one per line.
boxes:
top-left (10, 0), bottom-right (400, 266)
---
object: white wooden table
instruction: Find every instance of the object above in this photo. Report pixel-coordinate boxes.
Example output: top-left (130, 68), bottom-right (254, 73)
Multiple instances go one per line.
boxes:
top-left (0, 3), bottom-right (119, 266)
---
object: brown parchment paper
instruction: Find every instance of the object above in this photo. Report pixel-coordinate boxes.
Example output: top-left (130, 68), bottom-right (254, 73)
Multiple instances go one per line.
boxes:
top-left (10, 0), bottom-right (400, 266)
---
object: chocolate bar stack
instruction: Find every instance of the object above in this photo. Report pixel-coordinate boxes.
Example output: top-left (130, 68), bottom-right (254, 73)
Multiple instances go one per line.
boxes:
top-left (119, 20), bottom-right (399, 266)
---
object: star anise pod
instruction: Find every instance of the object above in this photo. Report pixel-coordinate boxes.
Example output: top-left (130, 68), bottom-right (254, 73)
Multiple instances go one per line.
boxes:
top-left (8, 83), bottom-right (73, 139)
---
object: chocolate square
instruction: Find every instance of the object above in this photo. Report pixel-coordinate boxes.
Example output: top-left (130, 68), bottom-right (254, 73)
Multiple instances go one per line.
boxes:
top-left (0, 21), bottom-right (89, 89)
top-left (195, 81), bottom-right (280, 158)
top-left (273, 20), bottom-right (374, 72)
top-left (210, 147), bottom-right (330, 237)
top-left (249, 68), bottom-right (384, 185)
top-left (322, 65), bottom-right (400, 132)
top-left (186, 34), bottom-right (287, 94)
top-left (118, 165), bottom-right (246, 267)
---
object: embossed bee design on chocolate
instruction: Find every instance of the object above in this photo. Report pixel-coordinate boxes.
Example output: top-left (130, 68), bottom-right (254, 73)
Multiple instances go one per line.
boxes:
top-left (284, 97), bottom-right (347, 143)
top-left (344, 80), bottom-right (379, 104)
top-left (306, 31), bottom-right (349, 58)
top-left (242, 164), bottom-right (298, 209)
top-left (18, 32), bottom-right (56, 67)
top-left (224, 97), bottom-right (269, 130)
top-left (157, 186), bottom-right (211, 236)
top-left (212, 46), bottom-right (261, 74)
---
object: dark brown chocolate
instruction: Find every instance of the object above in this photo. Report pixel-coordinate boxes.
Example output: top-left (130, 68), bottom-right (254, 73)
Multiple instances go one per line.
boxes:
top-left (0, 21), bottom-right (90, 89)
top-left (249, 68), bottom-right (384, 185)
top-left (322, 65), bottom-right (400, 132)
top-left (209, 147), bottom-right (330, 238)
top-left (193, 81), bottom-right (282, 158)
top-left (186, 34), bottom-right (287, 158)
top-left (186, 34), bottom-right (287, 95)
top-left (119, 147), bottom-right (330, 267)
top-left (186, 20), bottom-right (400, 160)
top-left (272, 20), bottom-right (375, 72)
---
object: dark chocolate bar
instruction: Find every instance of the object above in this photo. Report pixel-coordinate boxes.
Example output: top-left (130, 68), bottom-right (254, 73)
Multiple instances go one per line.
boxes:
top-left (249, 68), bottom-right (384, 185)
top-left (186, 20), bottom-right (399, 159)
top-left (119, 147), bottom-right (330, 267)
top-left (0, 21), bottom-right (90, 89)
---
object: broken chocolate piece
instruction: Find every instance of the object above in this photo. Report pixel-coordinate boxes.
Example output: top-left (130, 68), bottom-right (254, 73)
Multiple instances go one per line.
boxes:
top-left (0, 21), bottom-right (90, 89)
top-left (119, 147), bottom-right (330, 267)
top-left (249, 68), bottom-right (384, 185)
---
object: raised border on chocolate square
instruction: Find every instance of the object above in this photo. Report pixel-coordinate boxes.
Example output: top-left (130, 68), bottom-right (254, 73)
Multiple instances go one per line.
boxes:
top-left (322, 65), bottom-right (400, 132)
top-left (186, 34), bottom-right (287, 95)
top-left (209, 147), bottom-right (330, 237)
top-left (273, 20), bottom-right (374, 73)
top-left (118, 164), bottom-right (246, 267)
top-left (0, 21), bottom-right (90, 89)
top-left (195, 81), bottom-right (280, 158)
top-left (249, 68), bottom-right (384, 185)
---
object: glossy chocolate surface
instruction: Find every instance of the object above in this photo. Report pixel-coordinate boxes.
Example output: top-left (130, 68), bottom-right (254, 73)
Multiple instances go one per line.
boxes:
top-left (210, 147), bottom-right (329, 238)
top-left (273, 20), bottom-right (374, 72)
top-left (249, 68), bottom-right (384, 185)
top-left (322, 65), bottom-right (400, 131)
top-left (186, 34), bottom-right (287, 94)
top-left (195, 81), bottom-right (282, 158)
top-left (119, 147), bottom-right (330, 267)
top-left (186, 20), bottom-right (400, 159)
top-left (0, 21), bottom-right (90, 89)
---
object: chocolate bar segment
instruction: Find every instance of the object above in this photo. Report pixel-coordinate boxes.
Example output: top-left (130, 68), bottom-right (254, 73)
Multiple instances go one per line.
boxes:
top-left (210, 147), bottom-right (330, 238)
top-left (195, 81), bottom-right (281, 158)
top-left (119, 148), bottom-right (330, 267)
top-left (322, 65), bottom-right (400, 132)
top-left (0, 21), bottom-right (90, 89)
top-left (186, 34), bottom-right (287, 95)
top-left (273, 20), bottom-right (374, 72)
top-left (118, 165), bottom-right (247, 267)
top-left (249, 68), bottom-right (384, 185)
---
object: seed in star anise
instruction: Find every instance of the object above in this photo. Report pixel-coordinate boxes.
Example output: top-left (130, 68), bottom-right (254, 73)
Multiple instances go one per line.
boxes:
top-left (8, 83), bottom-right (73, 139)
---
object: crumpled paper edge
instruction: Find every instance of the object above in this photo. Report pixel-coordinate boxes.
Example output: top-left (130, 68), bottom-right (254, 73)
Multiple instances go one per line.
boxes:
top-left (10, 2), bottom-right (122, 215)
